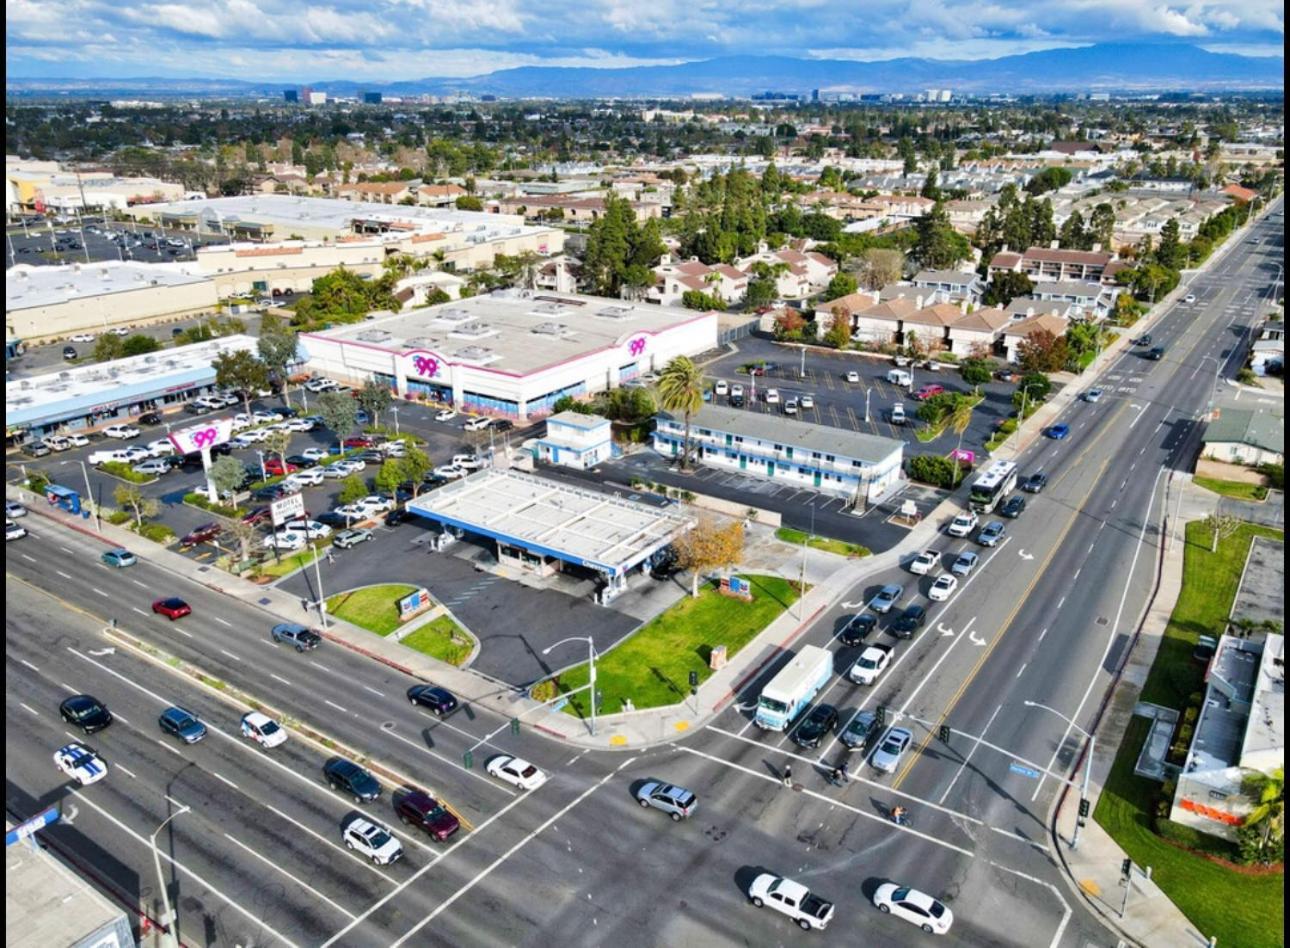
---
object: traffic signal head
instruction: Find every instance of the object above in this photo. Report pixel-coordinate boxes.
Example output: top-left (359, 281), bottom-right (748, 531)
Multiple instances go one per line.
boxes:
top-left (876, 705), bottom-right (887, 725)
top-left (1121, 858), bottom-right (1132, 879)
top-left (689, 670), bottom-right (699, 688)
top-left (1079, 798), bottom-right (1091, 818)
top-left (938, 724), bottom-right (951, 742)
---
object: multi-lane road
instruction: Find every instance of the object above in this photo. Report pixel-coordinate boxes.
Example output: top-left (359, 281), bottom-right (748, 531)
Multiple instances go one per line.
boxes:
top-left (6, 200), bottom-right (1282, 946)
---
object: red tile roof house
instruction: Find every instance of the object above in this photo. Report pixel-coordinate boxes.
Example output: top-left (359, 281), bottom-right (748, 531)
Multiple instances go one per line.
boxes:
top-left (648, 259), bottom-right (748, 306)
top-left (1221, 184), bottom-right (1259, 205)
top-left (737, 247), bottom-right (838, 299)
top-left (1001, 312), bottom-right (1070, 364)
top-left (989, 247), bottom-right (1116, 284)
top-left (417, 183), bottom-right (468, 207)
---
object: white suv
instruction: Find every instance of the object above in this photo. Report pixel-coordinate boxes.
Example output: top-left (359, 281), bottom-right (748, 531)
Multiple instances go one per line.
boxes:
top-left (946, 512), bottom-right (979, 537)
top-left (102, 424), bottom-right (141, 440)
top-left (342, 817), bottom-right (403, 865)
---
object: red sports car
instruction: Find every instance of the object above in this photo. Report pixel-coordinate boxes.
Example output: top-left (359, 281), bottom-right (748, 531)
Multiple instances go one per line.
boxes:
top-left (151, 597), bottom-right (193, 620)
top-left (263, 458), bottom-right (299, 476)
top-left (342, 436), bottom-right (375, 449)
top-left (180, 522), bottom-right (222, 546)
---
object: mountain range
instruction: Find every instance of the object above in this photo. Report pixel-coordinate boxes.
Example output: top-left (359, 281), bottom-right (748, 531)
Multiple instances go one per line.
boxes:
top-left (6, 43), bottom-right (1283, 99)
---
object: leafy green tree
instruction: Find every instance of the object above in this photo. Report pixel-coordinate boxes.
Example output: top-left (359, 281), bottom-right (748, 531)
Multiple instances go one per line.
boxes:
top-left (93, 336), bottom-right (126, 362)
top-left (1017, 329), bottom-right (1069, 374)
top-left (919, 166), bottom-right (940, 201)
top-left (212, 350), bottom-right (270, 416)
top-left (455, 195), bottom-right (484, 211)
top-left (1156, 218), bottom-right (1185, 270)
top-left (357, 379), bottom-right (393, 428)
top-left (209, 455), bottom-right (249, 497)
top-left (914, 202), bottom-right (970, 269)
top-left (113, 483), bottom-right (157, 527)
top-left (122, 335), bottom-right (162, 357)
top-left (656, 356), bottom-right (704, 471)
top-left (397, 447), bottom-right (433, 497)
top-left (1058, 210), bottom-right (1090, 250)
top-left (907, 454), bottom-right (963, 488)
top-left (374, 459), bottom-right (404, 497)
top-left (338, 474), bottom-right (367, 507)
top-left (263, 430), bottom-right (292, 471)
top-left (317, 390), bottom-right (358, 451)
top-left (256, 313), bottom-right (299, 406)
top-left (681, 289), bottom-right (726, 311)
top-left (744, 274), bottom-right (778, 309)
top-left (855, 248), bottom-right (905, 289)
top-left (1089, 202), bottom-right (1116, 250)
top-left (582, 195), bottom-right (664, 297)
top-left (984, 271), bottom-right (1033, 307)
top-left (824, 309), bottom-right (852, 349)
top-left (1024, 167), bottom-right (1074, 195)
top-left (947, 397), bottom-right (976, 480)
top-left (960, 359), bottom-right (993, 390)
top-left (822, 272), bottom-right (857, 302)
top-left (1015, 371), bottom-right (1052, 405)
top-left (1239, 767), bottom-right (1284, 865)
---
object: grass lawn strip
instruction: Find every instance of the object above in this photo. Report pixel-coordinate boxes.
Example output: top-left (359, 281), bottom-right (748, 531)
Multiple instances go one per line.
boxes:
top-left (1095, 520), bottom-right (1284, 948)
top-left (1192, 475), bottom-right (1269, 502)
top-left (399, 615), bottom-right (472, 667)
top-left (555, 574), bottom-right (801, 715)
top-left (774, 526), bottom-right (871, 557)
top-left (326, 583), bottom-right (419, 636)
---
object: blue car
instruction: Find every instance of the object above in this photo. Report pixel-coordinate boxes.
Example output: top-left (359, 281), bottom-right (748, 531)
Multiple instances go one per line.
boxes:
top-left (1045, 423), bottom-right (1070, 440)
top-left (158, 706), bottom-right (207, 743)
top-left (101, 548), bottom-right (138, 568)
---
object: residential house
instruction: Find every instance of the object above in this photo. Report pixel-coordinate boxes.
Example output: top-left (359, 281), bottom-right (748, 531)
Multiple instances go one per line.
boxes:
top-left (1202, 405), bottom-right (1284, 466)
top-left (648, 259), bottom-right (748, 307)
top-left (1170, 634), bottom-right (1284, 841)
top-left (497, 194), bottom-right (661, 224)
top-left (392, 271), bottom-right (466, 305)
top-left (947, 306), bottom-right (1012, 357)
top-left (912, 269), bottom-right (984, 303)
top-left (1001, 312), bottom-right (1070, 364)
top-left (1029, 281), bottom-right (1119, 319)
top-left (417, 184), bottom-right (468, 207)
top-left (989, 247), bottom-right (1117, 284)
top-left (335, 181), bottom-right (416, 205)
top-left (737, 246), bottom-right (838, 299)
top-left (899, 301), bottom-right (969, 353)
top-left (536, 411), bottom-right (613, 470)
top-left (533, 254), bottom-right (580, 295)
top-left (944, 199), bottom-right (993, 234)
top-left (1222, 184), bottom-right (1260, 205)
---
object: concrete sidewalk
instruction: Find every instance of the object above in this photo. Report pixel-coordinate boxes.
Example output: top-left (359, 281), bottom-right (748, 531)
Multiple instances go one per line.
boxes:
top-left (1048, 475), bottom-right (1222, 947)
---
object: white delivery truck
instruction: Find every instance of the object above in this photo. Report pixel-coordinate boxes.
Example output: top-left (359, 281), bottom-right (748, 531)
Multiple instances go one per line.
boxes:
top-left (755, 644), bottom-right (834, 730)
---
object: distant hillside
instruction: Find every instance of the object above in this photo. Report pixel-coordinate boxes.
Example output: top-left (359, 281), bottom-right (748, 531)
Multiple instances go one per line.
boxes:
top-left (6, 43), bottom-right (1283, 99)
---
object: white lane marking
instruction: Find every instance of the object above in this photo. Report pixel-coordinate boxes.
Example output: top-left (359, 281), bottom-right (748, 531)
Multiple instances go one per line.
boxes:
top-left (1038, 627), bottom-right (1049, 642)
top-left (20, 702), bottom-right (39, 716)
top-left (157, 739), bottom-right (186, 758)
top-left (50, 790), bottom-right (301, 948)
top-left (21, 659), bottom-right (40, 672)
top-left (310, 660), bottom-right (328, 672)
top-left (91, 587), bottom-right (109, 598)
top-left (1072, 569), bottom-right (1081, 581)
top-left (1031, 465), bottom-right (1167, 802)
top-left (131, 579), bottom-right (148, 589)
top-left (213, 772), bottom-right (239, 789)
top-left (132, 607), bottom-right (150, 618)
top-left (1016, 663), bottom-right (1027, 679)
top-left (224, 832), bottom-right (358, 919)
top-left (989, 860), bottom-right (1073, 948)
top-left (56, 570), bottom-right (73, 580)
top-left (115, 764), bottom-right (137, 779)
top-left (175, 628), bottom-right (194, 639)
top-left (219, 648), bottom-right (241, 661)
top-left (379, 761), bottom-right (636, 948)
top-left (260, 802), bottom-right (398, 881)
top-left (270, 673), bottom-right (292, 686)
top-left (938, 702), bottom-right (1004, 806)
top-left (378, 725), bottom-right (514, 795)
top-left (324, 699), bottom-right (348, 713)
top-left (362, 685), bottom-right (384, 698)
top-left (682, 743), bottom-right (977, 857)
top-left (214, 617), bottom-right (232, 628)
top-left (1056, 597), bottom-right (1066, 610)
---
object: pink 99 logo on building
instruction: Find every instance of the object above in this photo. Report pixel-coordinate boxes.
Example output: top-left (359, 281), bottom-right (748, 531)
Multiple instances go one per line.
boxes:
top-left (412, 354), bottom-right (441, 378)
top-left (628, 337), bottom-right (647, 358)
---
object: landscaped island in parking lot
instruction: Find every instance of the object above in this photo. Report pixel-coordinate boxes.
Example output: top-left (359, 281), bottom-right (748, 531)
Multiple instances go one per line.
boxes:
top-left (541, 574), bottom-right (802, 715)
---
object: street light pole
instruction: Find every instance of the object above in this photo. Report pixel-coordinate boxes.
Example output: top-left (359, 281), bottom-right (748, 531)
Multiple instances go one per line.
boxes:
top-left (1025, 700), bottom-right (1094, 849)
top-left (864, 386), bottom-right (872, 424)
top-left (150, 805), bottom-right (190, 948)
top-left (543, 636), bottom-right (597, 735)
top-left (77, 460), bottom-right (101, 533)
top-left (312, 546), bottom-right (329, 631)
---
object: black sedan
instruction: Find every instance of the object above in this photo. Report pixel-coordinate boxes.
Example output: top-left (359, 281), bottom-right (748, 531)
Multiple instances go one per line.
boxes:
top-left (286, 454), bottom-right (318, 469)
top-left (385, 508), bottom-right (413, 527)
top-left (791, 704), bottom-right (839, 748)
top-left (1022, 472), bottom-right (1048, 493)
top-left (60, 694), bottom-right (113, 734)
top-left (891, 604), bottom-right (927, 639)
top-left (408, 685), bottom-right (458, 716)
top-left (1000, 495), bottom-right (1026, 518)
top-left (840, 613), bottom-right (877, 646)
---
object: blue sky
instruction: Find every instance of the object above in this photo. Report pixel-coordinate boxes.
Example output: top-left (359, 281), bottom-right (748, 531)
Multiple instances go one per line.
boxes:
top-left (6, 0), bottom-right (1284, 80)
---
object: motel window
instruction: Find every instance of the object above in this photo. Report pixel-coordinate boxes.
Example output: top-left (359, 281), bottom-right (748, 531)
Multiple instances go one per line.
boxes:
top-left (825, 455), bottom-right (834, 462)
top-left (812, 452), bottom-right (820, 459)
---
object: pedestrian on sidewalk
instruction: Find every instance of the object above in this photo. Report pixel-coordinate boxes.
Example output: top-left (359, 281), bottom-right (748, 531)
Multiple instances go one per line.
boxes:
top-left (830, 764), bottom-right (848, 787)
top-left (782, 763), bottom-right (793, 788)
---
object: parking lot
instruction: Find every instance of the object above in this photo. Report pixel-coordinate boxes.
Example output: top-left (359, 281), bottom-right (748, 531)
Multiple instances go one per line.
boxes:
top-left (702, 335), bottom-right (1032, 461)
top-left (7, 216), bottom-right (229, 268)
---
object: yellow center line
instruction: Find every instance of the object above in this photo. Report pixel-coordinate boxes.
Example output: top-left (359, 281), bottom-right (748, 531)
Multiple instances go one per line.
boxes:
top-left (889, 402), bottom-right (1129, 791)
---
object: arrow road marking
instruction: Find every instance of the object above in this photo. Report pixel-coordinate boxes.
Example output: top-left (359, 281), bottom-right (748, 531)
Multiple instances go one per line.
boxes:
top-left (841, 600), bottom-right (865, 609)
top-left (968, 629), bottom-right (987, 646)
top-left (88, 647), bottom-right (116, 656)
top-left (938, 622), bottom-right (954, 637)
top-left (61, 804), bottom-right (78, 825)
top-left (1018, 550), bottom-right (1034, 560)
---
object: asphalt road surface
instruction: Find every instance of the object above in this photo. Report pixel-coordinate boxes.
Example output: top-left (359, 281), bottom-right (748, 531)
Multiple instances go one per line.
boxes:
top-left (4, 199), bottom-right (1282, 947)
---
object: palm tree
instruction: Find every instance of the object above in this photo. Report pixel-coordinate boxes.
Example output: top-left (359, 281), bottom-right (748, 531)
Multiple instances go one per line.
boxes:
top-left (1241, 767), bottom-right (1284, 860)
top-left (948, 396), bottom-right (975, 484)
top-left (656, 356), bottom-right (705, 471)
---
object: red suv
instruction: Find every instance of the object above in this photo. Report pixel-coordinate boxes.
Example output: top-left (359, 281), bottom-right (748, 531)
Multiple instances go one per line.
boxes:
top-left (343, 435), bottom-right (375, 449)
top-left (914, 384), bottom-right (945, 400)
top-left (263, 457), bottom-right (299, 477)
top-left (394, 789), bottom-right (460, 842)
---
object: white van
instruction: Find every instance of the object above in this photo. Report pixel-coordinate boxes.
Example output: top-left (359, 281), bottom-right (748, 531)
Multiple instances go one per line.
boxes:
top-left (890, 403), bottom-right (907, 425)
top-left (887, 369), bottom-right (913, 387)
top-left (714, 380), bottom-right (729, 396)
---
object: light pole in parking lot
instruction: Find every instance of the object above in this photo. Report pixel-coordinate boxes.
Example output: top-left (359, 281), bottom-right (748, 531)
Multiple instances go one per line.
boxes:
top-left (150, 804), bottom-right (190, 948)
top-left (1199, 354), bottom-right (1223, 415)
top-left (76, 460), bottom-right (101, 533)
top-left (1024, 700), bottom-right (1094, 850)
top-left (863, 386), bottom-right (873, 424)
top-left (543, 636), bottom-right (598, 735)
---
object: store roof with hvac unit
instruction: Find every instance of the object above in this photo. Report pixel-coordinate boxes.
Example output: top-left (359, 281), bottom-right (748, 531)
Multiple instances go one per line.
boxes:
top-left (6, 261), bottom-right (209, 314)
top-left (407, 468), bottom-right (694, 577)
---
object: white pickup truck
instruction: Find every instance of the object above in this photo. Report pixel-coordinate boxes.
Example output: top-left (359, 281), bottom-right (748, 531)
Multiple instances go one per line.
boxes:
top-left (748, 873), bottom-right (835, 931)
top-left (848, 644), bottom-right (893, 686)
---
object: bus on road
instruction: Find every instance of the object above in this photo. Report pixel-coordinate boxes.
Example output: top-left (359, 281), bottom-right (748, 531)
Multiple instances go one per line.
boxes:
top-left (755, 645), bottom-right (833, 731)
top-left (969, 460), bottom-right (1019, 513)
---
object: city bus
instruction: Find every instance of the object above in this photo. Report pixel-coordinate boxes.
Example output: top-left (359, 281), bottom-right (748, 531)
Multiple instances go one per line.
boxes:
top-left (968, 460), bottom-right (1018, 513)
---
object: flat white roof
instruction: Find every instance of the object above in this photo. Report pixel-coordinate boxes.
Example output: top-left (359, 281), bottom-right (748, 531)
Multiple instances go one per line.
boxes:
top-left (6, 261), bottom-right (208, 313)
top-left (306, 289), bottom-right (711, 377)
top-left (408, 468), bottom-right (693, 576)
top-left (6, 335), bottom-right (258, 426)
top-left (139, 194), bottom-right (551, 244)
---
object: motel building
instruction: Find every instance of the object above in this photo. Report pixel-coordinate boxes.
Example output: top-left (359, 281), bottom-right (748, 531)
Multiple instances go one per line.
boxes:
top-left (300, 290), bottom-right (718, 422)
top-left (653, 404), bottom-right (905, 505)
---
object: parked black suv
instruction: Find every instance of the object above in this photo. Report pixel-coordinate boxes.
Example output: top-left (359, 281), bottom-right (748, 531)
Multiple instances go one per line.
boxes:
top-left (1000, 495), bottom-right (1026, 518)
top-left (323, 758), bottom-right (381, 803)
top-left (1146, 347), bottom-right (1165, 361)
top-left (891, 604), bottom-right (927, 638)
top-left (138, 411), bottom-right (163, 426)
top-left (1022, 472), bottom-right (1048, 494)
top-left (791, 704), bottom-right (839, 748)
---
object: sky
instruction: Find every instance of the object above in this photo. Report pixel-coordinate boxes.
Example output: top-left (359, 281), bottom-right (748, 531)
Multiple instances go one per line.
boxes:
top-left (5, 0), bottom-right (1284, 81)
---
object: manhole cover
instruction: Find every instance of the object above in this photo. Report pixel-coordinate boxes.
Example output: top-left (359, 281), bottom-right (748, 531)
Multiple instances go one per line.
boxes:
top-left (1097, 617), bottom-right (1109, 625)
